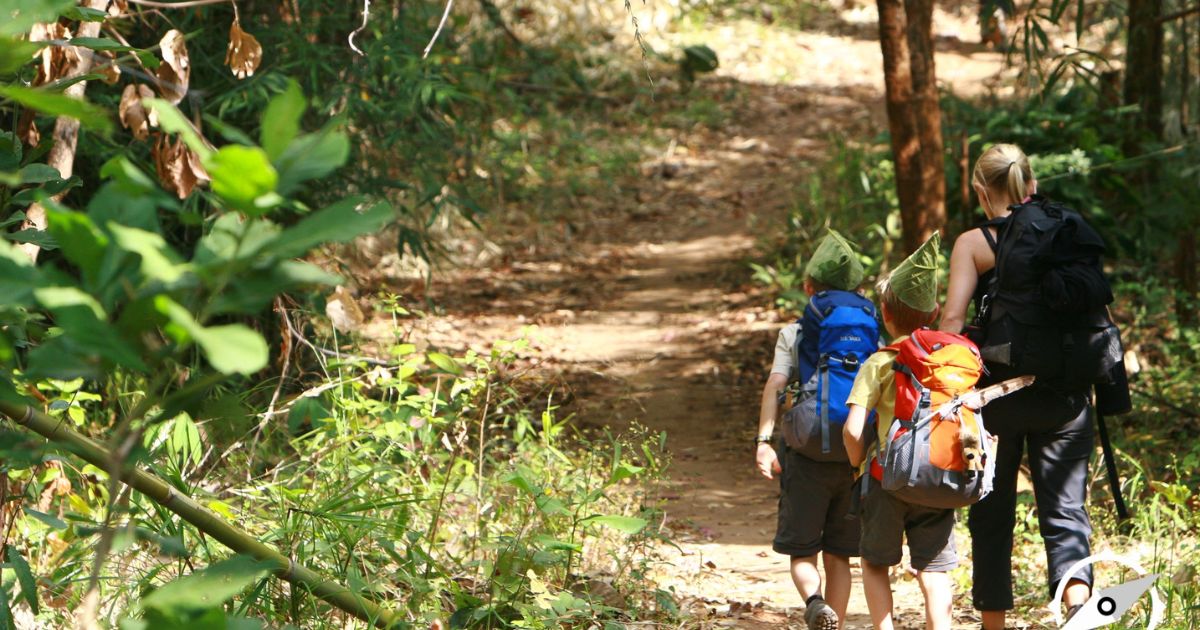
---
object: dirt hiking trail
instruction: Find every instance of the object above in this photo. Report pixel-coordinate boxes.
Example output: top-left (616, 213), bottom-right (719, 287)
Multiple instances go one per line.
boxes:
top-left (388, 7), bottom-right (1010, 628)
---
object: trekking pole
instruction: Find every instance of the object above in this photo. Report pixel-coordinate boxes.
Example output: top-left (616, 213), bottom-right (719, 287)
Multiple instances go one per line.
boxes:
top-left (0, 400), bottom-right (405, 629)
top-left (1094, 409), bottom-right (1130, 521)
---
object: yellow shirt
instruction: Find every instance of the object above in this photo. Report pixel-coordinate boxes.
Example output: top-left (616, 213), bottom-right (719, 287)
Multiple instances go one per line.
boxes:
top-left (845, 336), bottom-right (905, 472)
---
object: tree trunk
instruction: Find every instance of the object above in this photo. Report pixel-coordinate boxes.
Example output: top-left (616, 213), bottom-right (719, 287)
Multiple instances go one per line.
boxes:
top-left (877, 0), bottom-right (924, 254)
top-left (1179, 3), bottom-right (1197, 326)
top-left (1124, 0), bottom-right (1164, 139)
top-left (20, 0), bottom-right (111, 264)
top-left (905, 0), bottom-right (946, 250)
top-left (877, 0), bottom-right (945, 254)
top-left (1178, 230), bottom-right (1198, 326)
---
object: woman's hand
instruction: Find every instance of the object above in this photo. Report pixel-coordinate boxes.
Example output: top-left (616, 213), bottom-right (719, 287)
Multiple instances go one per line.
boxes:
top-left (756, 443), bottom-right (782, 479)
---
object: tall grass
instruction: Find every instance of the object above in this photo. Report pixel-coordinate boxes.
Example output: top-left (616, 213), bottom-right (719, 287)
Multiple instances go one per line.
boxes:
top-left (7, 318), bottom-right (674, 628)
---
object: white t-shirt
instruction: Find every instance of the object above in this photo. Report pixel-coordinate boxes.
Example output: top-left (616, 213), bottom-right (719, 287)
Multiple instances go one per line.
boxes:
top-left (770, 322), bottom-right (800, 379)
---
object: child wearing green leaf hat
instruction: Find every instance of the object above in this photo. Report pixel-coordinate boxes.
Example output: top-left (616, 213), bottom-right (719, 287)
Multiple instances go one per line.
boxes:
top-left (755, 229), bottom-right (872, 630)
top-left (842, 233), bottom-right (957, 630)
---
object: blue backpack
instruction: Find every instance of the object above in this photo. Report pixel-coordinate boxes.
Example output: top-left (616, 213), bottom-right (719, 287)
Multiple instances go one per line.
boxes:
top-left (781, 291), bottom-right (880, 462)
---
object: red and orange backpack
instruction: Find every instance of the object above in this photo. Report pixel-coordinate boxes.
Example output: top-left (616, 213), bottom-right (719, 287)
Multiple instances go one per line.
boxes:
top-left (871, 329), bottom-right (996, 509)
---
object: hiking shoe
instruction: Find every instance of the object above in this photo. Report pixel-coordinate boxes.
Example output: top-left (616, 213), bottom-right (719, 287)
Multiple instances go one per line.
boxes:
top-left (803, 597), bottom-right (839, 630)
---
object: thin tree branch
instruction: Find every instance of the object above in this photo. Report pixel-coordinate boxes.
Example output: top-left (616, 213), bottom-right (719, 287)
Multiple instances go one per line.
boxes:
top-left (1160, 4), bottom-right (1200, 23)
top-left (477, 0), bottom-right (524, 48)
top-left (348, 0), bottom-right (371, 56)
top-left (423, 0), bottom-right (455, 59)
top-left (20, 0), bottom-right (110, 265)
top-left (123, 0), bottom-right (231, 8)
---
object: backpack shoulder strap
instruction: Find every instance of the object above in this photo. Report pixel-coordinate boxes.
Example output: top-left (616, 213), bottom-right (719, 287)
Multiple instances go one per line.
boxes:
top-left (805, 291), bottom-right (831, 324)
top-left (978, 216), bottom-right (1006, 254)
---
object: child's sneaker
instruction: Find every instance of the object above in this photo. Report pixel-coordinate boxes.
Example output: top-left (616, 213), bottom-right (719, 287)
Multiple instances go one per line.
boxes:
top-left (803, 596), bottom-right (839, 630)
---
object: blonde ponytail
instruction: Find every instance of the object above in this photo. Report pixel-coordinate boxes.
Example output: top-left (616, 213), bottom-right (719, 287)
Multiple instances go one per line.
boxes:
top-left (972, 143), bottom-right (1034, 213)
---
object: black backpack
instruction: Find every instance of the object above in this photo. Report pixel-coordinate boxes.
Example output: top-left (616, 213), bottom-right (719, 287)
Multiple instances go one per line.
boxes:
top-left (976, 196), bottom-right (1123, 393)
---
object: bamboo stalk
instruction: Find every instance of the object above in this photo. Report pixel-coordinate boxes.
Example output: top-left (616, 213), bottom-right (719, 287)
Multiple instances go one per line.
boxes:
top-left (0, 400), bottom-right (403, 629)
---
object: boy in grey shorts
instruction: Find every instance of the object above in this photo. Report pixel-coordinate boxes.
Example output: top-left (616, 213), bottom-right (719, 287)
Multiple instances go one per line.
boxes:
top-left (842, 235), bottom-right (958, 630)
top-left (755, 231), bottom-right (864, 630)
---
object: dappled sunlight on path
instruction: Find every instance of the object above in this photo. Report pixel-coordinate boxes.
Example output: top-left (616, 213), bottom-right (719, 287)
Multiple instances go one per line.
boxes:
top-left (380, 5), bottom-right (1006, 627)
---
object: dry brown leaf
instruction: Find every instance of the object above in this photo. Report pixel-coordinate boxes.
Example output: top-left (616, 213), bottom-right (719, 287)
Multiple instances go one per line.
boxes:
top-left (155, 29), bottom-right (190, 104)
top-left (29, 23), bottom-right (77, 87)
top-left (153, 133), bottom-right (208, 199)
top-left (17, 109), bottom-right (40, 146)
top-left (119, 83), bottom-right (156, 140)
top-left (96, 50), bottom-right (120, 84)
top-left (224, 19), bottom-right (262, 79)
top-left (108, 0), bottom-right (127, 16)
top-left (37, 462), bottom-right (72, 512)
top-left (325, 286), bottom-right (365, 333)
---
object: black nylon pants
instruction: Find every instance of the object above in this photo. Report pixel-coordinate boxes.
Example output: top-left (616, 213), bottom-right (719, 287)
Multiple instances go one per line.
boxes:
top-left (969, 386), bottom-right (1094, 611)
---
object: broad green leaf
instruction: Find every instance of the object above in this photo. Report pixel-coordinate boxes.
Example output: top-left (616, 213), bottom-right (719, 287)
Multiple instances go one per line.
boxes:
top-left (261, 80), bottom-right (304, 161)
top-left (226, 617), bottom-right (265, 630)
top-left (0, 132), bottom-right (21, 171)
top-left (2, 229), bottom-right (57, 250)
top-left (15, 163), bottom-right (61, 184)
top-left (47, 207), bottom-right (109, 278)
top-left (203, 114), bottom-right (255, 146)
top-left (204, 145), bottom-right (277, 216)
top-left (9, 176), bottom-right (80, 207)
top-left (608, 461), bottom-right (644, 486)
top-left (2, 0), bottom-right (73, 37)
top-left (23, 508), bottom-right (67, 530)
top-left (139, 555), bottom-right (272, 614)
top-left (535, 495), bottom-right (567, 515)
top-left (143, 99), bottom-right (211, 159)
top-left (60, 5), bottom-right (107, 20)
top-left (0, 86), bottom-right (112, 135)
top-left (166, 413), bottom-right (202, 466)
top-left (274, 127), bottom-right (350, 194)
top-left (427, 352), bottom-right (462, 375)
top-left (503, 470), bottom-right (538, 495)
top-left (34, 287), bottom-right (148, 371)
top-left (264, 197), bottom-right (392, 259)
top-left (0, 38), bottom-right (43, 74)
top-left (208, 261), bottom-right (340, 315)
top-left (189, 321), bottom-right (270, 375)
top-left (34, 286), bottom-right (104, 319)
top-left (192, 214), bottom-right (280, 269)
top-left (67, 38), bottom-right (134, 52)
top-left (582, 515), bottom-right (648, 535)
top-left (288, 396), bottom-right (331, 433)
top-left (155, 297), bottom-right (268, 375)
top-left (107, 223), bottom-right (188, 284)
top-left (100, 155), bottom-right (160, 194)
top-left (532, 535), bottom-right (583, 553)
top-left (0, 577), bottom-right (11, 630)
top-left (391, 343), bottom-right (416, 356)
top-left (7, 547), bottom-right (38, 614)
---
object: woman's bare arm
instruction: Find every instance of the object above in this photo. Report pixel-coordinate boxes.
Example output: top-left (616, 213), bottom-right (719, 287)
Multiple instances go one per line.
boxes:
top-left (940, 232), bottom-right (985, 333)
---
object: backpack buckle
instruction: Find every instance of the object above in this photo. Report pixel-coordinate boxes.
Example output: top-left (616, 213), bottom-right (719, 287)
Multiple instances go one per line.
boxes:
top-left (841, 354), bottom-right (860, 368)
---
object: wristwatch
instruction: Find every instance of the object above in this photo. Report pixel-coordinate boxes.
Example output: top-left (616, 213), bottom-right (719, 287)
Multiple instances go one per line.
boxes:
top-left (754, 434), bottom-right (773, 445)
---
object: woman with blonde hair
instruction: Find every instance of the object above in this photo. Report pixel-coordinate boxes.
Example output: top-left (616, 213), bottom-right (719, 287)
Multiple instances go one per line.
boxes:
top-left (941, 143), bottom-right (1095, 629)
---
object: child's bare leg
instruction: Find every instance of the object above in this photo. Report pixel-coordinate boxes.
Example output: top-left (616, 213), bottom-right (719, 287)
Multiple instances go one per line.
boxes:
top-left (861, 559), bottom-right (894, 630)
top-left (981, 610), bottom-right (1005, 630)
top-left (916, 570), bottom-right (953, 630)
top-left (822, 553), bottom-right (851, 626)
top-left (789, 555), bottom-right (823, 600)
